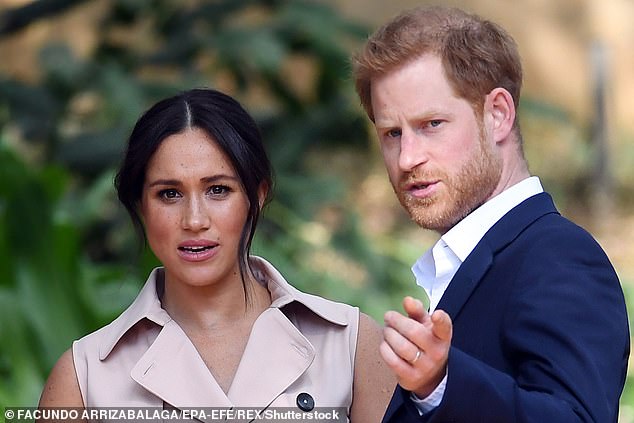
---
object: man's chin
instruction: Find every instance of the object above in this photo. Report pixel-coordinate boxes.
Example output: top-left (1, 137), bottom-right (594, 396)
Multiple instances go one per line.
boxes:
top-left (406, 205), bottom-right (465, 234)
top-left (414, 219), bottom-right (452, 234)
top-left (408, 210), bottom-right (446, 232)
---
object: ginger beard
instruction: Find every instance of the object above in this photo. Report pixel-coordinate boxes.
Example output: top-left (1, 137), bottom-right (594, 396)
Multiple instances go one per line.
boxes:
top-left (396, 127), bottom-right (503, 233)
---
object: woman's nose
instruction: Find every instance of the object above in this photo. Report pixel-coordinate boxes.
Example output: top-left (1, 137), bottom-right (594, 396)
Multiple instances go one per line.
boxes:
top-left (182, 197), bottom-right (210, 231)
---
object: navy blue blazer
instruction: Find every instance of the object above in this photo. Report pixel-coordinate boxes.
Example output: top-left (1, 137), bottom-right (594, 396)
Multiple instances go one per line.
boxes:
top-left (382, 192), bottom-right (629, 423)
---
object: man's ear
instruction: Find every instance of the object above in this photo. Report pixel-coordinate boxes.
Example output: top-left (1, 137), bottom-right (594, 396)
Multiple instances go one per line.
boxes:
top-left (485, 87), bottom-right (516, 144)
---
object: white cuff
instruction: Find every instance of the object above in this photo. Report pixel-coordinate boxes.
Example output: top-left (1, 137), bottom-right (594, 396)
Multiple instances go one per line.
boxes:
top-left (410, 373), bottom-right (447, 415)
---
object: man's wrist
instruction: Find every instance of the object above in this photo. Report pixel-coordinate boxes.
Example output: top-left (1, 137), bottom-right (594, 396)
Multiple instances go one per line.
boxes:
top-left (410, 372), bottom-right (447, 415)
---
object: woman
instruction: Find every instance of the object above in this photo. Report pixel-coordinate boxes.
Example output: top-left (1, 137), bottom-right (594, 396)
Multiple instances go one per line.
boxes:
top-left (38, 88), bottom-right (394, 421)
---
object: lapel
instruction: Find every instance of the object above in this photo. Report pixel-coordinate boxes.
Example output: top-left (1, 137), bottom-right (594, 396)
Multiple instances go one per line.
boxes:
top-left (109, 256), bottom-right (342, 418)
top-left (129, 308), bottom-right (315, 411)
top-left (436, 192), bottom-right (559, 320)
top-left (227, 307), bottom-right (314, 406)
top-left (130, 320), bottom-right (231, 409)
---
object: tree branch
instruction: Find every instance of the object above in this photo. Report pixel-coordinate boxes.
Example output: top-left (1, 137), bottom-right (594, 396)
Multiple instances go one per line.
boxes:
top-left (0, 0), bottom-right (91, 36)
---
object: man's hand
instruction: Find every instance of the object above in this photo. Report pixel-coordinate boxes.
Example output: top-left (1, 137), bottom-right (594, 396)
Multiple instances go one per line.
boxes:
top-left (380, 296), bottom-right (452, 398)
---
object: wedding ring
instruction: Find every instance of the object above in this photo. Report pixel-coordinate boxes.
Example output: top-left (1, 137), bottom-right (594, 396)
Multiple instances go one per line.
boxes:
top-left (410, 350), bottom-right (421, 364)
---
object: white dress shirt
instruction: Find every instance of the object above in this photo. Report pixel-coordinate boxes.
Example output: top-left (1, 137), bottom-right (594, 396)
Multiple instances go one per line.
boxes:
top-left (410, 176), bottom-right (544, 414)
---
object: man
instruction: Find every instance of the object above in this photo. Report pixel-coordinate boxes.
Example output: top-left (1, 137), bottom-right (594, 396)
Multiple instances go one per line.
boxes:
top-left (352, 6), bottom-right (629, 422)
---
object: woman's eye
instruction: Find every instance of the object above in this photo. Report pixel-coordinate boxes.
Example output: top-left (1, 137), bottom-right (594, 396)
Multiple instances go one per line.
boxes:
top-left (209, 185), bottom-right (230, 196)
top-left (159, 189), bottom-right (180, 200)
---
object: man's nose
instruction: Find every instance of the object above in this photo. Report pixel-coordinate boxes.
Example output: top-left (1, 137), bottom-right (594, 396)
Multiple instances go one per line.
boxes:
top-left (398, 131), bottom-right (429, 171)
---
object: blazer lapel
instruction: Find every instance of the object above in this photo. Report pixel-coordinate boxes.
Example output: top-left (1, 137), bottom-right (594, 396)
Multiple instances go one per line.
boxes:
top-left (437, 192), bottom-right (559, 320)
top-left (227, 307), bottom-right (314, 407)
top-left (437, 245), bottom-right (494, 320)
top-left (130, 320), bottom-right (232, 409)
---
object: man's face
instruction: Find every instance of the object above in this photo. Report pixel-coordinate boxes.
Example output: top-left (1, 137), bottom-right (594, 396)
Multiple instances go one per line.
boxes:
top-left (371, 54), bottom-right (502, 233)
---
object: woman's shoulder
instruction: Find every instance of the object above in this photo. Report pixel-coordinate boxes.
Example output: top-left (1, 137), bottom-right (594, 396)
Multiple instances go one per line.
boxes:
top-left (39, 348), bottom-right (84, 407)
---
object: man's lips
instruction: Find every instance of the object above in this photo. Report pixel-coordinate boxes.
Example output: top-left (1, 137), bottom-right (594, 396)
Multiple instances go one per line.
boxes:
top-left (402, 179), bottom-right (440, 197)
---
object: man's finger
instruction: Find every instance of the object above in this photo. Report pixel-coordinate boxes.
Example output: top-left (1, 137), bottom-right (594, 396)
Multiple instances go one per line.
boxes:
top-left (430, 309), bottom-right (453, 341)
top-left (380, 340), bottom-right (413, 374)
top-left (402, 296), bottom-right (427, 323)
top-left (383, 325), bottom-right (422, 364)
top-left (384, 310), bottom-right (427, 346)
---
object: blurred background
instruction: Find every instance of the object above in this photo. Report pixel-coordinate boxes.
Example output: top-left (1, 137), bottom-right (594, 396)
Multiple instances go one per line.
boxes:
top-left (0, 0), bottom-right (632, 419)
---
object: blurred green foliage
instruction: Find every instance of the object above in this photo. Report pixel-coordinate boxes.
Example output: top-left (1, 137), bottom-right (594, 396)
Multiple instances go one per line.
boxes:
top-left (0, 0), bottom-right (631, 417)
top-left (0, 0), bottom-right (420, 407)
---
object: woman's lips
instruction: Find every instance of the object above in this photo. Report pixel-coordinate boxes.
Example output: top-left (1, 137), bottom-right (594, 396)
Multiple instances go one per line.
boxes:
top-left (177, 241), bottom-right (218, 262)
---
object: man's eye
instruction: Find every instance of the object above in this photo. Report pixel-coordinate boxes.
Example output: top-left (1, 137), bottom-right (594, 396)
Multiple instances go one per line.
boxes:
top-left (386, 129), bottom-right (402, 138)
top-left (428, 120), bottom-right (443, 128)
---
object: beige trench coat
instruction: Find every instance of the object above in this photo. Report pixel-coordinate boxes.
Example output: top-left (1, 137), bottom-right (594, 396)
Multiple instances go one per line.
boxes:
top-left (72, 257), bottom-right (358, 420)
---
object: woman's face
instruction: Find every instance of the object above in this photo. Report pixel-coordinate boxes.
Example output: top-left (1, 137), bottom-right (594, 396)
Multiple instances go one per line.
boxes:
top-left (140, 128), bottom-right (249, 289)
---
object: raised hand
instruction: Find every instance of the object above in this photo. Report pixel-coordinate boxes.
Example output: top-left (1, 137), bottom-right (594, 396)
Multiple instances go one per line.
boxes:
top-left (380, 296), bottom-right (453, 398)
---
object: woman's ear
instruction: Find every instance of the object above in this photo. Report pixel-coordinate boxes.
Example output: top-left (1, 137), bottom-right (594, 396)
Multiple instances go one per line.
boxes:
top-left (257, 182), bottom-right (269, 210)
top-left (485, 87), bottom-right (516, 144)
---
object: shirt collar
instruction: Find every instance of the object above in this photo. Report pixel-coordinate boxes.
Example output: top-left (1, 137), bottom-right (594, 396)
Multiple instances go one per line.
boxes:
top-left (441, 176), bottom-right (543, 261)
top-left (99, 256), bottom-right (349, 360)
top-left (412, 176), bottom-right (543, 302)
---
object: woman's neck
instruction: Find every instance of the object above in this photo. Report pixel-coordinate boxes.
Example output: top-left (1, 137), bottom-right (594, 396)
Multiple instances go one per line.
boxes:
top-left (160, 272), bottom-right (271, 332)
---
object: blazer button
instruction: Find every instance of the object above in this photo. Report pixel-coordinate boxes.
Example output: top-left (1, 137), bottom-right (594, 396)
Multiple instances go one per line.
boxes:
top-left (296, 392), bottom-right (314, 411)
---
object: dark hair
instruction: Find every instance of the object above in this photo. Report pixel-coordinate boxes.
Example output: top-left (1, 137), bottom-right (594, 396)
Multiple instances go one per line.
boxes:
top-left (115, 88), bottom-right (273, 290)
top-left (352, 6), bottom-right (523, 135)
